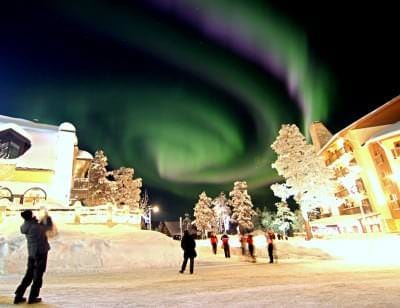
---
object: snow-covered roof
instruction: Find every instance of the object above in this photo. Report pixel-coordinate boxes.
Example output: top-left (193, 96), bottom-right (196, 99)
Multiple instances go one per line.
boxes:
top-left (59, 122), bottom-right (76, 133)
top-left (348, 124), bottom-right (393, 146)
top-left (0, 123), bottom-right (32, 141)
top-left (0, 115), bottom-right (70, 170)
top-left (0, 115), bottom-right (58, 132)
top-left (365, 121), bottom-right (400, 145)
top-left (318, 95), bottom-right (400, 154)
top-left (77, 150), bottom-right (93, 160)
top-left (162, 221), bottom-right (181, 236)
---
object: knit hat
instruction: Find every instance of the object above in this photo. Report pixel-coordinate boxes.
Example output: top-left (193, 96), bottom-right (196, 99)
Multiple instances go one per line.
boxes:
top-left (21, 210), bottom-right (33, 221)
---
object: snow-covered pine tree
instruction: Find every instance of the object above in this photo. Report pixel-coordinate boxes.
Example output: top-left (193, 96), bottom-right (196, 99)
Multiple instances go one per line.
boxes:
top-left (85, 150), bottom-right (114, 206)
top-left (260, 208), bottom-right (276, 231)
top-left (270, 124), bottom-right (336, 240)
top-left (270, 183), bottom-right (293, 202)
top-left (194, 192), bottom-right (216, 237)
top-left (139, 190), bottom-right (149, 211)
top-left (272, 201), bottom-right (296, 238)
top-left (229, 181), bottom-right (257, 233)
top-left (212, 192), bottom-right (231, 233)
top-left (112, 167), bottom-right (142, 209)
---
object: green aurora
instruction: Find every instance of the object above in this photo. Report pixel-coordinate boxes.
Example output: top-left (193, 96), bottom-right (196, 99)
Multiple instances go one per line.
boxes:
top-left (2, 1), bottom-right (332, 215)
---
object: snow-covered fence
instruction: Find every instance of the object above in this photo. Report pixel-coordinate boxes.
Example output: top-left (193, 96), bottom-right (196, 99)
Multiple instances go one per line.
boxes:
top-left (75, 206), bottom-right (142, 226)
top-left (1, 205), bottom-right (143, 228)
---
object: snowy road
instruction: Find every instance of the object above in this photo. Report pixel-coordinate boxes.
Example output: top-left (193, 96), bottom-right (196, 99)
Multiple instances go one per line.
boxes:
top-left (1, 258), bottom-right (400, 307)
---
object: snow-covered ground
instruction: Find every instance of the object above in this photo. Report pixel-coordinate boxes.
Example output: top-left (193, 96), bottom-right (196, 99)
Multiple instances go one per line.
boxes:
top-left (2, 218), bottom-right (400, 307)
top-left (1, 258), bottom-right (400, 307)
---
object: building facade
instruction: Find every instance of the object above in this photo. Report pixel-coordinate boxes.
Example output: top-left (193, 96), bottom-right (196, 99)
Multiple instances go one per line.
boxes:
top-left (310, 96), bottom-right (400, 233)
top-left (0, 115), bottom-right (92, 208)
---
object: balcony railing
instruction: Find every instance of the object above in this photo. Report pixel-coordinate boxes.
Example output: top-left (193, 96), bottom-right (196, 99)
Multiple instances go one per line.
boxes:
top-left (72, 178), bottom-right (89, 190)
top-left (339, 204), bottom-right (372, 215)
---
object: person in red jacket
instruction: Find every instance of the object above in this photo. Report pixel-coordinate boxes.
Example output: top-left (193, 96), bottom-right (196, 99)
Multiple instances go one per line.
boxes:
top-left (221, 234), bottom-right (230, 258)
top-left (210, 232), bottom-right (218, 254)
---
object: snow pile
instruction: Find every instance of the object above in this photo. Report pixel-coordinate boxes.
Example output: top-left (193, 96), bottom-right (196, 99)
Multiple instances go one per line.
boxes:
top-left (288, 234), bottom-right (400, 265)
top-left (0, 219), bottom-right (181, 274)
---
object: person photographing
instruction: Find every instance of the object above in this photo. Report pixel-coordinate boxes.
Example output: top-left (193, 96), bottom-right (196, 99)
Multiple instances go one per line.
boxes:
top-left (14, 209), bottom-right (50, 304)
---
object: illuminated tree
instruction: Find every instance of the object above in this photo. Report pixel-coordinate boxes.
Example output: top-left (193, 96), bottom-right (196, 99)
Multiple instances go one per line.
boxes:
top-left (229, 181), bottom-right (257, 233)
top-left (272, 201), bottom-right (296, 238)
top-left (212, 192), bottom-right (231, 233)
top-left (271, 124), bottom-right (336, 240)
top-left (139, 190), bottom-right (149, 211)
top-left (194, 192), bottom-right (216, 237)
top-left (112, 167), bottom-right (142, 209)
top-left (85, 150), bottom-right (114, 206)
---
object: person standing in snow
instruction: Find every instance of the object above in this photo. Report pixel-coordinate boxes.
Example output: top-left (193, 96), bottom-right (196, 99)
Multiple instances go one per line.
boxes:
top-left (247, 234), bottom-right (255, 261)
top-left (210, 232), bottom-right (218, 255)
top-left (239, 233), bottom-right (247, 256)
top-left (266, 230), bottom-right (275, 263)
top-left (179, 230), bottom-right (197, 274)
top-left (221, 233), bottom-right (230, 258)
top-left (14, 210), bottom-right (50, 304)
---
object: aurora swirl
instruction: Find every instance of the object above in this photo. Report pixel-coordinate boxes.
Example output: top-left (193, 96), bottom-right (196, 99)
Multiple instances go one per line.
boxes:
top-left (0, 1), bottom-right (332, 215)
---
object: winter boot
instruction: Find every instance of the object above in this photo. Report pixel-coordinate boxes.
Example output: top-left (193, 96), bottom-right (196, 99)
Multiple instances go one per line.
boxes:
top-left (13, 297), bottom-right (26, 304)
top-left (28, 297), bottom-right (42, 304)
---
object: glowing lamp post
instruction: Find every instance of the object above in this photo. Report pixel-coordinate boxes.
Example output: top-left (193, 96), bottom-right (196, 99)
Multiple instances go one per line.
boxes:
top-left (148, 205), bottom-right (159, 230)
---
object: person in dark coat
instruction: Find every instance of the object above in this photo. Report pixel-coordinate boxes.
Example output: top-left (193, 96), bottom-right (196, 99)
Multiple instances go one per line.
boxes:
top-left (239, 233), bottom-right (247, 256)
top-left (266, 230), bottom-right (275, 263)
top-left (179, 230), bottom-right (197, 274)
top-left (14, 210), bottom-right (50, 304)
top-left (221, 233), bottom-right (230, 258)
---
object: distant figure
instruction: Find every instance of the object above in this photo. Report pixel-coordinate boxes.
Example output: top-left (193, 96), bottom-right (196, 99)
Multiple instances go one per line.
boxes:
top-left (210, 232), bottom-right (218, 255)
top-left (182, 213), bottom-right (192, 232)
top-left (14, 210), bottom-right (50, 304)
top-left (266, 230), bottom-right (275, 263)
top-left (247, 234), bottom-right (255, 261)
top-left (221, 234), bottom-right (230, 258)
top-left (179, 230), bottom-right (197, 274)
top-left (39, 207), bottom-right (58, 238)
top-left (239, 234), bottom-right (247, 256)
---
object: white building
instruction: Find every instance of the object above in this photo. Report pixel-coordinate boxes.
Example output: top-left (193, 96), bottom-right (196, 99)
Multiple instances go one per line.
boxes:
top-left (0, 115), bottom-right (92, 208)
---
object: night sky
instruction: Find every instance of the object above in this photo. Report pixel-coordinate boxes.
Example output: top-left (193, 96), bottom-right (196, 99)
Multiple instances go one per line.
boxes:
top-left (1, 1), bottom-right (399, 219)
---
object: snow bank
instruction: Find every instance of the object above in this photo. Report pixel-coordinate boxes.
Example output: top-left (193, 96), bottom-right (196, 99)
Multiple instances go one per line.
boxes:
top-left (0, 220), bottom-right (181, 274)
top-left (287, 234), bottom-right (400, 265)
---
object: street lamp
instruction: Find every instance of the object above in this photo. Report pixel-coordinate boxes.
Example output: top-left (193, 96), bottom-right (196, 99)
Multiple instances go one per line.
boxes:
top-left (148, 204), bottom-right (159, 230)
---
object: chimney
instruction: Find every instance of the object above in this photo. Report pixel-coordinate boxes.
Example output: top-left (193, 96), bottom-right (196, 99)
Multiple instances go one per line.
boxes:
top-left (309, 121), bottom-right (333, 151)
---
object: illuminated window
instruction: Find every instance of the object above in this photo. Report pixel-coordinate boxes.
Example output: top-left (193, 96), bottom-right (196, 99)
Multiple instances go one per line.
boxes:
top-left (23, 188), bottom-right (47, 206)
top-left (375, 154), bottom-right (385, 165)
top-left (0, 187), bottom-right (12, 201)
top-left (392, 141), bottom-right (400, 158)
top-left (344, 142), bottom-right (353, 153)
top-left (0, 141), bottom-right (21, 159)
top-left (356, 178), bottom-right (366, 193)
top-left (361, 199), bottom-right (372, 213)
top-left (389, 194), bottom-right (400, 209)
